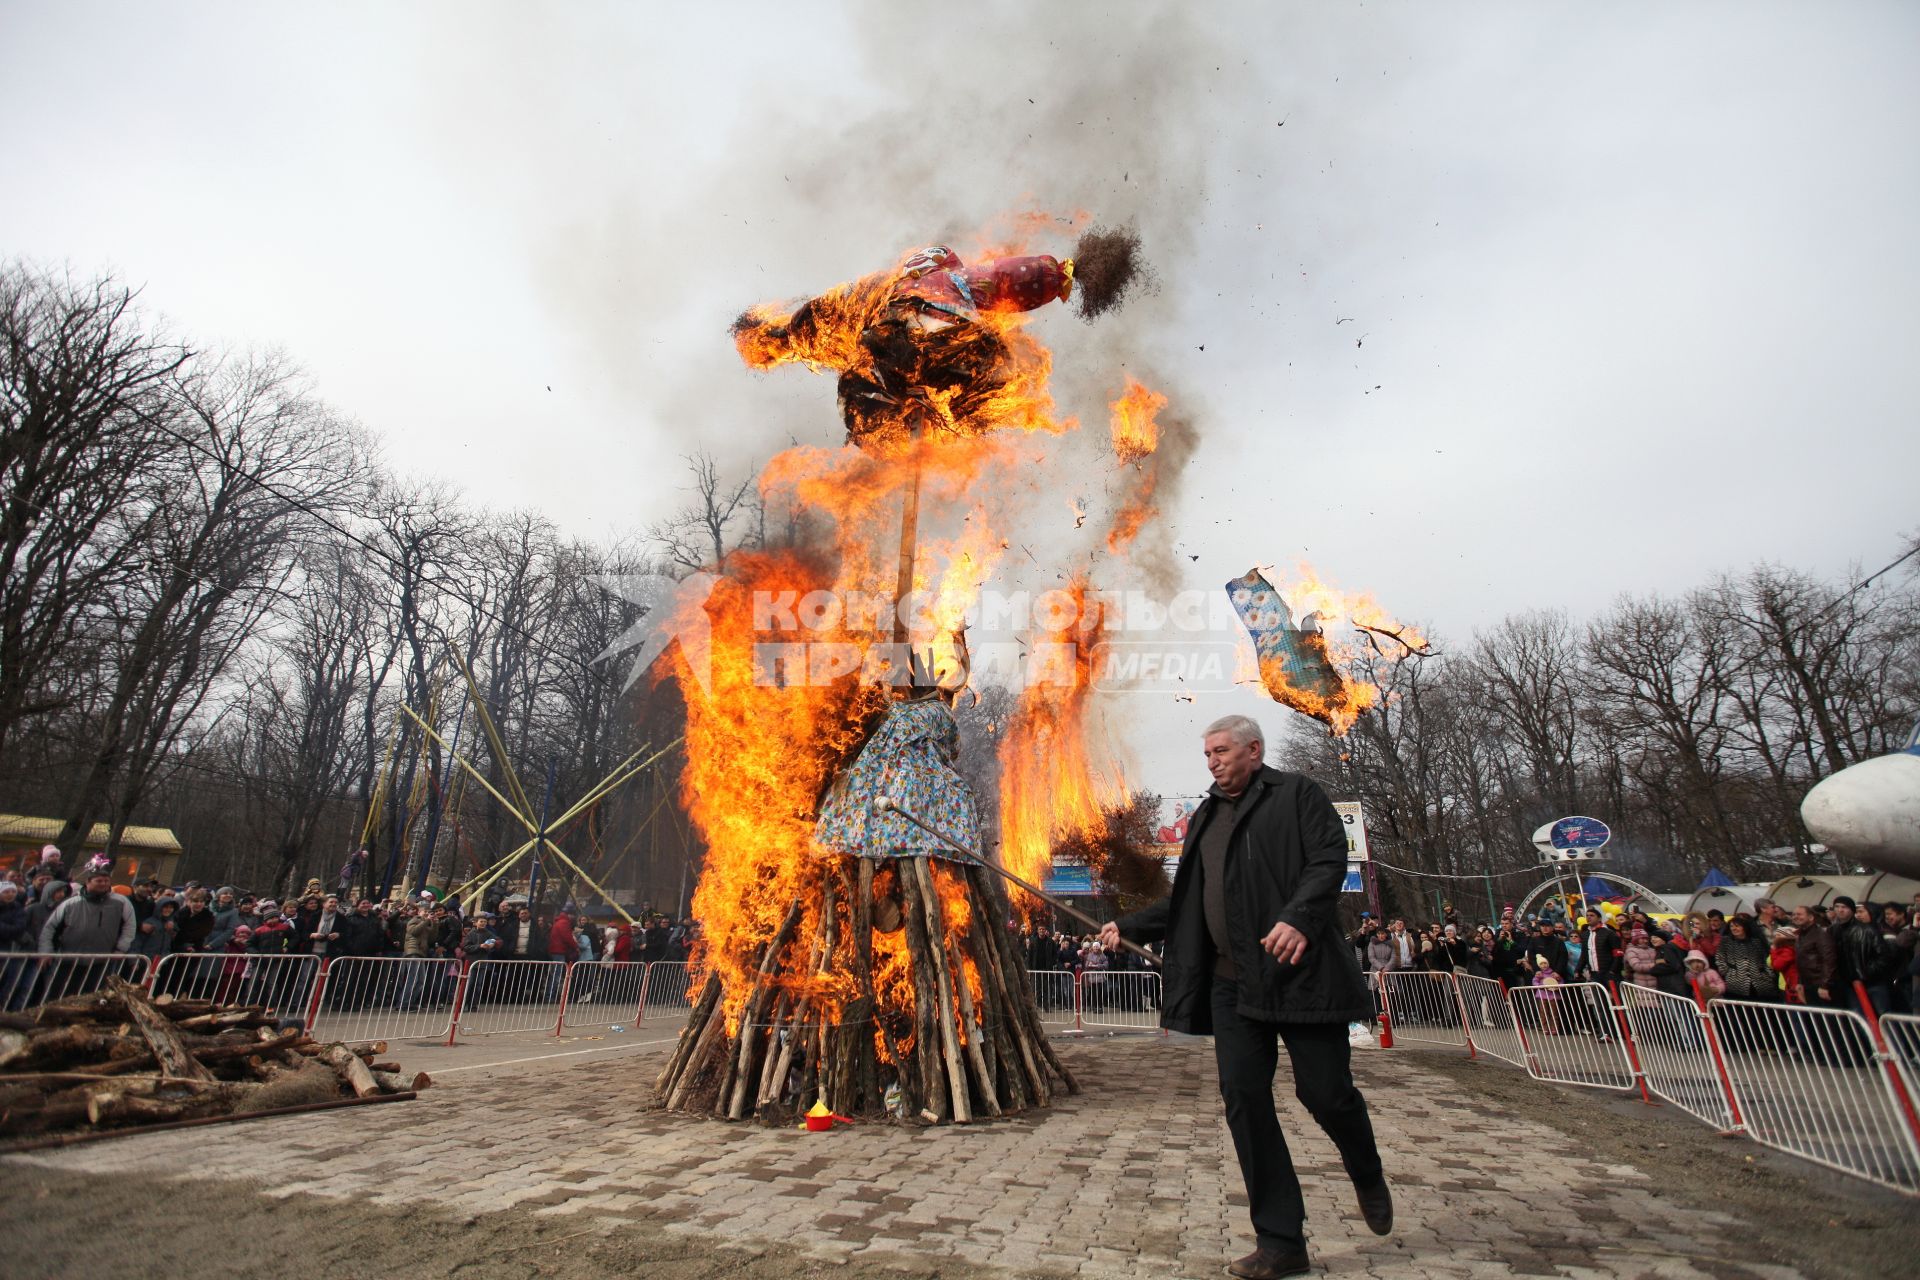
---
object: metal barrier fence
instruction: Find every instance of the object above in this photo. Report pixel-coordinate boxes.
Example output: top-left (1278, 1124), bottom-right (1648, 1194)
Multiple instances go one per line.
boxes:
top-left (1079, 970), bottom-right (1163, 1031)
top-left (0, 952), bottom-right (152, 1010)
top-left (561, 960), bottom-right (647, 1029)
top-left (457, 959), bottom-right (567, 1036)
top-left (1028, 969), bottom-right (1081, 1033)
top-left (1885, 1013), bottom-right (1920, 1100)
top-left (1508, 981), bottom-right (1635, 1090)
top-left (149, 953), bottom-right (319, 1019)
top-left (309, 956), bottom-right (458, 1044)
top-left (1710, 999), bottom-right (1920, 1195)
top-left (1377, 971), bottom-right (1471, 1051)
top-left (1455, 974), bottom-right (1524, 1068)
top-left (1617, 984), bottom-right (1739, 1130)
top-left (640, 960), bottom-right (696, 1020)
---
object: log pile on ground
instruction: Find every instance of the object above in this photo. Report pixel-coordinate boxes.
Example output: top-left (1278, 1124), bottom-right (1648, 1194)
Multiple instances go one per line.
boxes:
top-left (0, 977), bottom-right (429, 1141)
top-left (655, 856), bottom-right (1077, 1126)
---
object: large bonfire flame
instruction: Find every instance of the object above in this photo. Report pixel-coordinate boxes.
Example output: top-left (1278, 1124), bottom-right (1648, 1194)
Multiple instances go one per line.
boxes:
top-left (652, 218), bottom-right (1415, 1125)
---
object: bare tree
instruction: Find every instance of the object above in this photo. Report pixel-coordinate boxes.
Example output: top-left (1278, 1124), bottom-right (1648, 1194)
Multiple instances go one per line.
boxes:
top-left (1471, 610), bottom-right (1585, 820)
top-left (360, 476), bottom-right (474, 894)
top-left (0, 266), bottom-right (188, 765)
top-left (647, 451), bottom-right (757, 571)
top-left (52, 352), bottom-right (360, 860)
top-left (240, 540), bottom-right (382, 894)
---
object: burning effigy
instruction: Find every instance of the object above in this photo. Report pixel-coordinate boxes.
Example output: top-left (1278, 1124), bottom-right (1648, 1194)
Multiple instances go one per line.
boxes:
top-left (650, 221), bottom-right (1414, 1127)
top-left (653, 225), bottom-right (1151, 1125)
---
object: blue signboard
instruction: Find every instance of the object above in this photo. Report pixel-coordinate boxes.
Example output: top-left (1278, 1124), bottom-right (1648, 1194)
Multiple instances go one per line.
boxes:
top-left (1341, 864), bottom-right (1364, 894)
top-left (1044, 865), bottom-right (1094, 895)
top-left (1549, 816), bottom-right (1611, 853)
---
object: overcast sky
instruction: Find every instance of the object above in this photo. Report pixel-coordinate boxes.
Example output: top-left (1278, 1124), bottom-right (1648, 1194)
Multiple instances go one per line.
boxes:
top-left (4, 1), bottom-right (1916, 801)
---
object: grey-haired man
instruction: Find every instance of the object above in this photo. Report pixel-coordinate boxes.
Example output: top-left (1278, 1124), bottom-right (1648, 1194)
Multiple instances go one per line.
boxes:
top-left (1102, 715), bottom-right (1389, 1279)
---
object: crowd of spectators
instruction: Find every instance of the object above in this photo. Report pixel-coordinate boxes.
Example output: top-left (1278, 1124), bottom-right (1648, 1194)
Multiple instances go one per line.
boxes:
top-left (1344, 891), bottom-right (1920, 1018)
top-left (1020, 925), bottom-right (1160, 976)
top-left (0, 844), bottom-right (699, 996)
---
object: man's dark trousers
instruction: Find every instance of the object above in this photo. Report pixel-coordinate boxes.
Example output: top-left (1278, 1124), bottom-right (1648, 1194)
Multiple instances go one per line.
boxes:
top-left (1211, 976), bottom-right (1382, 1253)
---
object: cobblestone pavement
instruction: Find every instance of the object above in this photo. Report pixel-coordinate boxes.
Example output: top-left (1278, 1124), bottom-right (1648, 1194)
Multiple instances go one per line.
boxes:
top-left (6, 1036), bottom-right (1806, 1279)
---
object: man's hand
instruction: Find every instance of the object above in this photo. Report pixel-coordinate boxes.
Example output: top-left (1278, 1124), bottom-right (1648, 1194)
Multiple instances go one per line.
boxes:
top-left (1261, 920), bottom-right (1308, 965)
top-left (1097, 922), bottom-right (1122, 951)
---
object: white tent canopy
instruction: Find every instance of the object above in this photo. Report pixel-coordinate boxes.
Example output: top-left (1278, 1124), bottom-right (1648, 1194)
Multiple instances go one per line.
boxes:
top-left (1765, 874), bottom-right (1876, 911)
top-left (1681, 882), bottom-right (1773, 917)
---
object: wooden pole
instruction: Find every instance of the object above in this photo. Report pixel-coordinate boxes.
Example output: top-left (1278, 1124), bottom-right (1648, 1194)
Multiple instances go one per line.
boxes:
top-left (891, 432), bottom-right (924, 647)
top-left (878, 797), bottom-right (1160, 967)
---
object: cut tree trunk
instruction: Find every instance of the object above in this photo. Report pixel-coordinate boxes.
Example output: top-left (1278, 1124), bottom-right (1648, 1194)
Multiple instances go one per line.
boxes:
top-left (110, 979), bottom-right (215, 1082)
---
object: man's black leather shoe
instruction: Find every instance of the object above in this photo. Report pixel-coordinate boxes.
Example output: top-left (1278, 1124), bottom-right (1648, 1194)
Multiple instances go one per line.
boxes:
top-left (1227, 1246), bottom-right (1312, 1279)
top-left (1354, 1177), bottom-right (1394, 1235)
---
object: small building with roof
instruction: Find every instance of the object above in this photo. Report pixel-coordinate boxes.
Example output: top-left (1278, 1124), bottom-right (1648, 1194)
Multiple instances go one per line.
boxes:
top-left (0, 814), bottom-right (184, 888)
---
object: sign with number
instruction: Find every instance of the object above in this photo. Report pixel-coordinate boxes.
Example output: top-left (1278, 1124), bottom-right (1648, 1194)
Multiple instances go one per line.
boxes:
top-left (1334, 801), bottom-right (1369, 862)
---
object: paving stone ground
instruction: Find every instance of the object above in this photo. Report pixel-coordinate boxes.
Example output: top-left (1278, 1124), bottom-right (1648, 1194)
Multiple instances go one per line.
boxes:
top-left (4, 1035), bottom-right (1817, 1279)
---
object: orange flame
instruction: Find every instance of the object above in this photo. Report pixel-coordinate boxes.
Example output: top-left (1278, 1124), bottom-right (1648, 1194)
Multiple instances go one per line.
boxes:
top-left (995, 581), bottom-right (1127, 903)
top-left (680, 223), bottom-right (1090, 1042)
top-left (1239, 563), bottom-right (1428, 736)
top-left (1108, 375), bottom-right (1164, 464)
top-left (1104, 376), bottom-right (1169, 554)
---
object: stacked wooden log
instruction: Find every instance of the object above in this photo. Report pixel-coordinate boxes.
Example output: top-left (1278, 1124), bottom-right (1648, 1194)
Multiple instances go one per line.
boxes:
top-left (0, 977), bottom-right (429, 1141)
top-left (656, 855), bottom-right (1077, 1126)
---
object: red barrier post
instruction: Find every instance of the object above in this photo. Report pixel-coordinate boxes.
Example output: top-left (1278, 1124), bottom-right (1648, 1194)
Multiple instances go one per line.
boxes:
top-left (304, 957), bottom-right (331, 1028)
top-left (1608, 981), bottom-right (1657, 1107)
top-left (553, 962), bottom-right (572, 1037)
top-left (1693, 985), bottom-right (1744, 1132)
top-left (1853, 979), bottom-right (1920, 1148)
top-left (1376, 977), bottom-right (1394, 1049)
top-left (444, 959), bottom-right (471, 1047)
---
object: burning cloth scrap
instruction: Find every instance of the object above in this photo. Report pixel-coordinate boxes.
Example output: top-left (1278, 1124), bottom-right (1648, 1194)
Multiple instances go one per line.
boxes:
top-left (1226, 568), bottom-right (1361, 730)
top-left (814, 699), bottom-right (981, 861)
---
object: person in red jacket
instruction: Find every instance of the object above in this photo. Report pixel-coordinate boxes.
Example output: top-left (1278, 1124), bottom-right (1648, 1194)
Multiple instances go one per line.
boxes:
top-left (611, 921), bottom-right (633, 964)
top-left (548, 911), bottom-right (580, 965)
top-left (214, 925), bottom-right (254, 1006)
top-left (1769, 927), bottom-right (1802, 1003)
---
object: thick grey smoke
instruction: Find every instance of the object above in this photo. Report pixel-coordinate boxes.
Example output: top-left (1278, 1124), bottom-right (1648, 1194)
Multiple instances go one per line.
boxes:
top-left (527, 1), bottom-right (1237, 519)
top-left (518, 0), bottom-right (1236, 629)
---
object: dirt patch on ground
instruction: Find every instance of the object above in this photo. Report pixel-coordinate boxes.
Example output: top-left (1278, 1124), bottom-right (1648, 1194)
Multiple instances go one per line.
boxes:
top-left (8, 1162), bottom-right (1028, 1280)
top-left (1403, 1051), bottom-right (1920, 1280)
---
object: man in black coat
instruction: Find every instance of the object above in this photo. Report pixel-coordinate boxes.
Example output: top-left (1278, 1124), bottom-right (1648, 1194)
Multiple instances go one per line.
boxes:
top-left (1581, 913), bottom-right (1622, 985)
top-left (1102, 715), bottom-right (1388, 1280)
top-left (1829, 895), bottom-right (1896, 1014)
